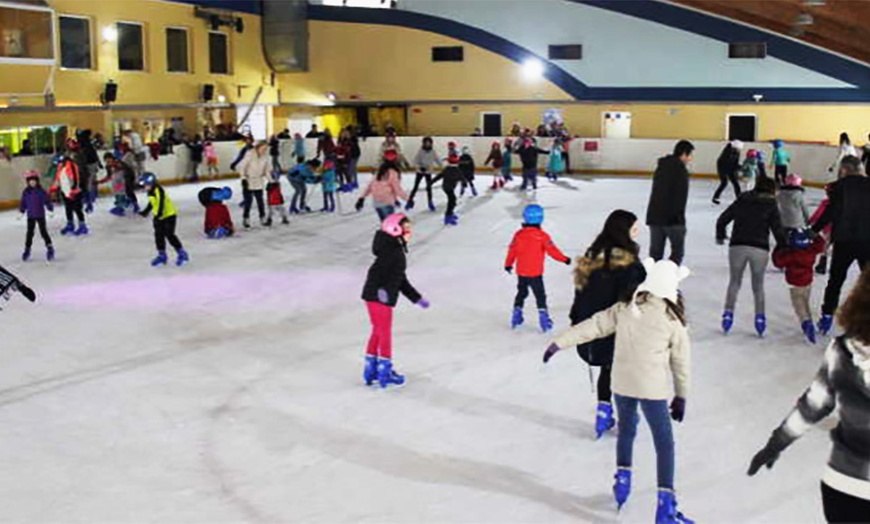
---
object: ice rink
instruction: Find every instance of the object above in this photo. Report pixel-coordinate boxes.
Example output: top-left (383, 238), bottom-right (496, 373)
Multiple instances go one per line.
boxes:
top-left (0, 174), bottom-right (855, 523)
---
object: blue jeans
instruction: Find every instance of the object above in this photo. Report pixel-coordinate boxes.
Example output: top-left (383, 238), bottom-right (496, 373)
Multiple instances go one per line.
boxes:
top-left (614, 394), bottom-right (674, 490)
top-left (376, 205), bottom-right (395, 221)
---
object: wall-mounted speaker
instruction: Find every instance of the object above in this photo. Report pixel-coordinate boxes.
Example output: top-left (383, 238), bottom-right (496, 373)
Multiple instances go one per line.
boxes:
top-left (202, 84), bottom-right (215, 102)
top-left (101, 81), bottom-right (118, 105)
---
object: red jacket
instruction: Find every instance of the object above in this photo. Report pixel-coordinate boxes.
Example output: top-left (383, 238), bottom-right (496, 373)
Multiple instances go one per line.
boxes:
top-left (267, 182), bottom-right (284, 206)
top-left (504, 226), bottom-right (570, 277)
top-left (772, 236), bottom-right (826, 287)
top-left (204, 203), bottom-right (234, 235)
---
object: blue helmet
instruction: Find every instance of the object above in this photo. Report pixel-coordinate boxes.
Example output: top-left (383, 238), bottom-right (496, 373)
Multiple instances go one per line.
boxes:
top-left (523, 204), bottom-right (544, 225)
top-left (139, 172), bottom-right (157, 187)
top-left (772, 139), bottom-right (784, 148)
top-left (788, 229), bottom-right (811, 249)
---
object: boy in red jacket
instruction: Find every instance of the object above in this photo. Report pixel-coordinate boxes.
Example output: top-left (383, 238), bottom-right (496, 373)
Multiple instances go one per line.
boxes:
top-left (504, 204), bottom-right (571, 332)
top-left (772, 229), bottom-right (826, 343)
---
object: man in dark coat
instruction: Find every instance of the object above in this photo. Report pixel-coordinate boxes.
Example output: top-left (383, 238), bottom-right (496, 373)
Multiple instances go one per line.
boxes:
top-left (646, 140), bottom-right (694, 265)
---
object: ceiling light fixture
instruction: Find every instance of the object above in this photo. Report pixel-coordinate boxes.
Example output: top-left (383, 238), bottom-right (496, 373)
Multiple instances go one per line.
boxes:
top-left (522, 58), bottom-right (544, 80)
top-left (802, 0), bottom-right (826, 6)
top-left (794, 13), bottom-right (814, 25)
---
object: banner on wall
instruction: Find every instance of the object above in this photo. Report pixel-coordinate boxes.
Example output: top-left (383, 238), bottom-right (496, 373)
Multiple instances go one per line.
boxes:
top-left (542, 108), bottom-right (564, 128)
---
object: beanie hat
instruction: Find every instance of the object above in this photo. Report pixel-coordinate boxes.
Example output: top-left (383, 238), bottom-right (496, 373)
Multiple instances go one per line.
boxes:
top-left (632, 258), bottom-right (690, 315)
top-left (492, 141), bottom-right (500, 148)
top-left (447, 141), bottom-right (457, 149)
top-left (461, 146), bottom-right (471, 155)
top-left (22, 170), bottom-right (40, 180)
top-left (523, 204), bottom-right (544, 225)
top-left (785, 173), bottom-right (802, 187)
top-left (503, 138), bottom-right (513, 147)
top-left (730, 140), bottom-right (744, 150)
top-left (381, 213), bottom-right (407, 237)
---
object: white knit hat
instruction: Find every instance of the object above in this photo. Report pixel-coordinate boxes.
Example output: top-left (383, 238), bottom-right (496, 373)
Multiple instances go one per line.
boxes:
top-left (632, 258), bottom-right (691, 315)
top-left (730, 140), bottom-right (744, 150)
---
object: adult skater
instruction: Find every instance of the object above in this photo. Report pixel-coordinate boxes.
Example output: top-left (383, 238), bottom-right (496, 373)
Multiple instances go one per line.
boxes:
top-left (0, 263), bottom-right (36, 305)
top-left (646, 140), bottom-right (694, 265)
top-left (812, 155), bottom-right (870, 335)
top-left (138, 173), bottom-right (189, 267)
top-left (748, 267), bottom-right (870, 522)
top-left (716, 176), bottom-right (785, 337)
top-left (238, 140), bottom-right (271, 228)
top-left (828, 132), bottom-right (858, 175)
top-left (712, 140), bottom-right (742, 205)
top-left (544, 259), bottom-right (693, 524)
top-left (406, 136), bottom-right (441, 212)
top-left (569, 210), bottom-right (646, 438)
top-left (361, 213), bottom-right (430, 389)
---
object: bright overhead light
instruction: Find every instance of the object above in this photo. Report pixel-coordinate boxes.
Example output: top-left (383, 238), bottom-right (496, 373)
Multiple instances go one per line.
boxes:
top-left (102, 26), bottom-right (117, 42)
top-left (522, 58), bottom-right (544, 80)
top-left (217, 94), bottom-right (226, 103)
top-left (326, 92), bottom-right (337, 101)
top-left (802, 0), bottom-right (826, 6)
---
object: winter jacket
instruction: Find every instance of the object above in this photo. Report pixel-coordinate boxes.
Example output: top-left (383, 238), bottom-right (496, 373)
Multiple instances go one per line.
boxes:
top-left (569, 248), bottom-right (646, 366)
top-left (716, 191), bottom-right (785, 251)
top-left (504, 225), bottom-right (570, 278)
top-left (51, 158), bottom-right (81, 199)
top-left (293, 137), bottom-right (306, 158)
top-left (740, 158), bottom-right (759, 181)
top-left (484, 149), bottom-right (503, 169)
top-left (185, 142), bottom-right (204, 163)
top-left (776, 186), bottom-right (810, 230)
top-left (288, 164), bottom-right (317, 184)
top-left (772, 147), bottom-right (791, 166)
top-left (204, 143), bottom-right (217, 160)
top-left (548, 145), bottom-right (565, 174)
top-left (142, 185), bottom-right (177, 220)
top-left (829, 144), bottom-right (858, 172)
top-left (321, 168), bottom-right (337, 193)
top-left (317, 136), bottom-right (336, 158)
top-left (646, 155), bottom-right (690, 227)
top-left (501, 147), bottom-right (513, 172)
top-left (458, 153), bottom-right (475, 181)
top-left (361, 169), bottom-right (407, 206)
top-left (809, 198), bottom-right (832, 236)
top-left (204, 203), bottom-right (233, 236)
top-left (812, 174), bottom-right (870, 243)
top-left (431, 166), bottom-right (467, 192)
top-left (762, 336), bottom-right (870, 500)
top-left (772, 236), bottom-right (826, 287)
top-left (414, 148), bottom-right (442, 172)
top-left (239, 152), bottom-right (271, 191)
top-left (716, 144), bottom-right (740, 176)
top-left (554, 296), bottom-right (691, 400)
top-left (266, 182), bottom-right (284, 206)
top-left (269, 137), bottom-right (280, 158)
top-left (517, 144), bottom-right (549, 169)
top-left (361, 230), bottom-right (422, 307)
top-left (19, 186), bottom-right (53, 219)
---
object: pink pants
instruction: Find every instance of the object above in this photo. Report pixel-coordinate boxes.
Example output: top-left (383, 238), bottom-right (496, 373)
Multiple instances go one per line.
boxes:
top-left (365, 301), bottom-right (394, 359)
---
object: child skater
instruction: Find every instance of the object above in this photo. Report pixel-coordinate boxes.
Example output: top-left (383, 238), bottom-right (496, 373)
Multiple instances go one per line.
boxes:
top-left (770, 139), bottom-right (791, 187)
top-left (716, 176), bottom-right (785, 337)
top-left (569, 210), bottom-right (646, 438)
top-left (204, 140), bottom-right (220, 178)
top-left (504, 204), bottom-right (571, 332)
top-left (776, 173), bottom-right (810, 235)
top-left (772, 230), bottom-right (826, 343)
top-left (287, 158), bottom-right (320, 214)
top-left (543, 258), bottom-right (693, 524)
top-left (740, 149), bottom-right (760, 191)
top-left (748, 267), bottom-right (870, 523)
top-left (265, 175), bottom-right (290, 226)
top-left (458, 146), bottom-right (478, 197)
top-left (50, 150), bottom-right (88, 236)
top-left (320, 159), bottom-right (338, 213)
top-left (355, 154), bottom-right (407, 221)
top-left (547, 138), bottom-right (566, 181)
top-left (517, 137), bottom-right (549, 190)
top-left (19, 171), bottom-right (55, 262)
top-left (198, 186), bottom-right (234, 238)
top-left (407, 136), bottom-right (441, 211)
top-left (430, 153), bottom-right (468, 226)
top-left (361, 213), bottom-right (430, 388)
top-left (501, 138), bottom-right (514, 183)
top-left (293, 132), bottom-right (306, 164)
top-left (138, 173), bottom-right (189, 267)
top-left (484, 141), bottom-right (505, 190)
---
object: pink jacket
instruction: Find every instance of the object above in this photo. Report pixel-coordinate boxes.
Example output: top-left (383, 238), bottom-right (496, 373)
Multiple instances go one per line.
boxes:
top-left (361, 169), bottom-right (407, 206)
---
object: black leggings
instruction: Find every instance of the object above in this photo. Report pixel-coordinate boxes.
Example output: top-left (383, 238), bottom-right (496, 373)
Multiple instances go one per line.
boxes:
top-left (514, 276), bottom-right (547, 309)
top-left (25, 218), bottom-right (52, 249)
top-left (409, 172), bottom-right (433, 204)
top-left (775, 164), bottom-right (788, 186)
top-left (713, 169), bottom-right (741, 201)
top-left (597, 364), bottom-right (612, 403)
top-left (821, 482), bottom-right (870, 523)
top-left (444, 185), bottom-right (457, 217)
top-left (822, 241), bottom-right (870, 315)
top-left (154, 216), bottom-right (183, 252)
top-left (243, 189), bottom-right (265, 219)
top-left (64, 194), bottom-right (85, 224)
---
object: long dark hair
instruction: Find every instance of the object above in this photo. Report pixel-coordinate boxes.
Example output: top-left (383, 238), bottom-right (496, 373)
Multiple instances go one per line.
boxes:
top-left (587, 210), bottom-right (639, 265)
top-left (636, 291), bottom-right (687, 326)
top-left (376, 161), bottom-right (399, 182)
top-left (839, 132), bottom-right (851, 146)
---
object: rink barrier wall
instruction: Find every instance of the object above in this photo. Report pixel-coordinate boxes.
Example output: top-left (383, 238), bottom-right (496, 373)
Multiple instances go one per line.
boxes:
top-left (0, 137), bottom-right (843, 210)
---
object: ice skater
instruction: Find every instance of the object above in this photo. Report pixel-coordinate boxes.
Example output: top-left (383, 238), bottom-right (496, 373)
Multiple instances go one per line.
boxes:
top-left (355, 155), bottom-right (408, 221)
top-left (770, 139), bottom-right (791, 186)
top-left (265, 176), bottom-right (290, 226)
top-left (516, 137), bottom-right (548, 190)
top-left (748, 266), bottom-right (870, 522)
top-left (646, 140), bottom-right (693, 265)
top-left (712, 140), bottom-right (742, 205)
top-left (50, 149), bottom-right (88, 236)
top-left (716, 176), bottom-right (785, 337)
top-left (361, 213), bottom-right (430, 388)
top-left (138, 173), bottom-right (189, 267)
top-left (238, 141), bottom-right (271, 229)
top-left (546, 138), bottom-right (566, 181)
top-left (204, 140), bottom-right (219, 178)
top-left (288, 159), bottom-right (319, 214)
top-left (198, 186), bottom-right (234, 239)
top-left (543, 259), bottom-right (693, 524)
top-left (772, 230), bottom-right (826, 343)
top-left (776, 173), bottom-right (810, 235)
top-left (484, 141), bottom-right (505, 190)
top-left (406, 136), bottom-right (441, 211)
top-left (504, 204), bottom-right (571, 332)
top-left (458, 146), bottom-right (477, 197)
top-left (18, 170), bottom-right (55, 262)
top-left (430, 153), bottom-right (468, 226)
top-left (569, 210), bottom-right (646, 438)
top-left (320, 159), bottom-right (337, 213)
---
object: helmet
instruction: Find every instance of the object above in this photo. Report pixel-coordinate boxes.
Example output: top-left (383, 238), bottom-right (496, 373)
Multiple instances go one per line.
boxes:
top-left (788, 229), bottom-right (811, 249)
top-left (382, 149), bottom-right (398, 163)
top-left (503, 138), bottom-right (512, 147)
top-left (139, 172), bottom-right (157, 187)
top-left (772, 139), bottom-right (784, 148)
top-left (746, 149), bottom-right (758, 159)
top-left (447, 141), bottom-right (457, 149)
top-left (447, 154), bottom-right (460, 165)
top-left (784, 173), bottom-right (802, 187)
top-left (523, 204), bottom-right (544, 225)
top-left (381, 213), bottom-right (407, 237)
top-left (22, 170), bottom-right (40, 180)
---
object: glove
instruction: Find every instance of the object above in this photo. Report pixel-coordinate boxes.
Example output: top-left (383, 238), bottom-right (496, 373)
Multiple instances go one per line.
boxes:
top-left (139, 210), bottom-right (149, 218)
top-left (377, 288), bottom-right (389, 304)
top-left (564, 258), bottom-right (571, 265)
top-left (669, 397), bottom-right (686, 422)
top-left (417, 298), bottom-right (430, 309)
top-left (504, 266), bottom-right (513, 274)
top-left (543, 342), bottom-right (561, 363)
top-left (747, 441), bottom-right (782, 476)
top-left (716, 237), bottom-right (725, 246)
top-left (355, 198), bottom-right (364, 212)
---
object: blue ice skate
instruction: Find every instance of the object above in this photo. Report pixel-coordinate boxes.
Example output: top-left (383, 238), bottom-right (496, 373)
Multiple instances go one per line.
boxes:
top-left (721, 310), bottom-right (734, 334)
top-left (818, 314), bottom-right (834, 336)
top-left (151, 251), bottom-right (168, 267)
top-left (755, 313), bottom-right (767, 338)
top-left (60, 222), bottom-right (75, 236)
top-left (377, 359), bottom-right (405, 389)
top-left (74, 223), bottom-right (89, 236)
top-left (176, 249), bottom-right (190, 267)
top-left (656, 489), bottom-right (694, 524)
top-left (511, 307), bottom-right (524, 329)
top-left (404, 200), bottom-right (415, 210)
top-left (110, 206), bottom-right (125, 217)
top-left (46, 245), bottom-right (55, 262)
top-left (538, 308), bottom-right (553, 333)
top-left (595, 401), bottom-right (615, 439)
top-left (363, 355), bottom-right (378, 386)
top-left (428, 201), bottom-right (436, 212)
top-left (613, 468), bottom-right (631, 510)
top-left (801, 320), bottom-right (817, 344)
top-left (22, 248), bottom-right (30, 262)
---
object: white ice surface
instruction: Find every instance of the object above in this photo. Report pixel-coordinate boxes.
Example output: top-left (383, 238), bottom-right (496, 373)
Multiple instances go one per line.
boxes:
top-left (0, 175), bottom-right (857, 523)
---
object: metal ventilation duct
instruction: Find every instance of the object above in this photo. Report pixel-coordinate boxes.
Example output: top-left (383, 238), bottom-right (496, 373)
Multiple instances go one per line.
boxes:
top-left (261, 0), bottom-right (309, 72)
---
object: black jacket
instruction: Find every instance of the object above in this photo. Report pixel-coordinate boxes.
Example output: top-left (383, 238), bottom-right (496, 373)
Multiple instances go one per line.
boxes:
top-left (458, 153), bottom-right (475, 181)
top-left (716, 144), bottom-right (740, 176)
top-left (716, 191), bottom-right (785, 251)
top-left (569, 248), bottom-right (645, 366)
top-left (812, 174), bottom-right (870, 243)
top-left (432, 166), bottom-right (468, 192)
top-left (646, 155), bottom-right (690, 227)
top-left (361, 231), bottom-right (422, 307)
top-left (517, 144), bottom-right (549, 169)
top-left (186, 142), bottom-right (204, 163)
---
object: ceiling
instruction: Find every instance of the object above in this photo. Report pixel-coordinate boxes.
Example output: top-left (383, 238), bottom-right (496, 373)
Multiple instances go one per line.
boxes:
top-left (671, 0), bottom-right (870, 66)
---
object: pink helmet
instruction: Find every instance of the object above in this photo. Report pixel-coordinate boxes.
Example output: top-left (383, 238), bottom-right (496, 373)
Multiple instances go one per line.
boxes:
top-left (447, 141), bottom-right (457, 149)
top-left (785, 173), bottom-right (802, 187)
top-left (381, 213), bottom-right (408, 237)
top-left (22, 170), bottom-right (40, 180)
top-left (746, 149), bottom-right (758, 159)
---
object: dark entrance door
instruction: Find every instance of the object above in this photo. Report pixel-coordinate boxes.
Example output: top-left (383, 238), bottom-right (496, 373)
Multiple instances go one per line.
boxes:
top-left (482, 113), bottom-right (502, 136)
top-left (728, 115), bottom-right (756, 142)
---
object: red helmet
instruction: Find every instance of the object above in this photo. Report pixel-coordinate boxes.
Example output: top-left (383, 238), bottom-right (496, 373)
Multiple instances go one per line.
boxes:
top-left (503, 138), bottom-right (513, 146)
top-left (22, 170), bottom-right (40, 180)
top-left (383, 149), bottom-right (399, 163)
top-left (447, 154), bottom-right (460, 165)
top-left (746, 149), bottom-right (758, 159)
top-left (491, 141), bottom-right (500, 148)
top-left (447, 141), bottom-right (457, 149)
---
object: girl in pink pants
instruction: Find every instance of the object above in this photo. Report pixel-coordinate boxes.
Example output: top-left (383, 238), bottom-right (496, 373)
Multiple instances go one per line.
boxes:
top-left (361, 213), bottom-right (429, 388)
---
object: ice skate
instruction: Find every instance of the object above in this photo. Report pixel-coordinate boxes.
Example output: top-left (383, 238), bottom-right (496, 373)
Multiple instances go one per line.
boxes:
top-left (110, 206), bottom-right (125, 217)
top-left (281, 217), bottom-right (290, 225)
top-left (175, 249), bottom-right (189, 267)
top-left (377, 359), bottom-right (405, 389)
top-left (801, 320), bottom-right (817, 344)
top-left (46, 245), bottom-right (55, 262)
top-left (243, 218), bottom-right (251, 229)
top-left (74, 223), bottom-right (89, 236)
top-left (363, 355), bottom-right (378, 386)
top-left (655, 489), bottom-right (694, 524)
top-left (428, 201), bottom-right (436, 212)
top-left (538, 309), bottom-right (553, 333)
top-left (818, 314), bottom-right (833, 336)
top-left (405, 200), bottom-right (415, 211)
top-left (755, 313), bottom-right (767, 337)
top-left (21, 248), bottom-right (31, 262)
top-left (613, 468), bottom-right (631, 510)
top-left (595, 401), bottom-right (615, 439)
top-left (151, 251), bottom-right (168, 267)
top-left (721, 310), bottom-right (734, 334)
top-left (510, 307), bottom-right (524, 329)
top-left (60, 222), bottom-right (75, 236)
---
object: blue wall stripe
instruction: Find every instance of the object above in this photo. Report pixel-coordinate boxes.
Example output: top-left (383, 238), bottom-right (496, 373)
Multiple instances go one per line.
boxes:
top-left (170, 0), bottom-right (262, 15)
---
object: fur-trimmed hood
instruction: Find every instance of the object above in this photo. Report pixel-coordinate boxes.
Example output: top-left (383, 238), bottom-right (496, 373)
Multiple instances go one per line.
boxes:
top-left (574, 247), bottom-right (638, 290)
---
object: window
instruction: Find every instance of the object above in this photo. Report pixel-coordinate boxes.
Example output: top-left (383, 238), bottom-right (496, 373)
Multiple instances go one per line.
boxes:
top-left (209, 32), bottom-right (229, 74)
top-left (117, 22), bottom-right (145, 71)
top-left (0, 4), bottom-right (54, 63)
top-left (165, 27), bottom-right (189, 73)
top-left (432, 46), bottom-right (463, 62)
top-left (548, 45), bottom-right (583, 60)
top-left (59, 16), bottom-right (91, 69)
top-left (728, 42), bottom-right (766, 59)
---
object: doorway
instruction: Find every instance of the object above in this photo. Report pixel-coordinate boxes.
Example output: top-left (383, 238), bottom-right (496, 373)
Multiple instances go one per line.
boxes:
top-left (481, 112), bottom-right (502, 136)
top-left (727, 114), bottom-right (756, 142)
